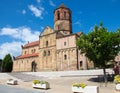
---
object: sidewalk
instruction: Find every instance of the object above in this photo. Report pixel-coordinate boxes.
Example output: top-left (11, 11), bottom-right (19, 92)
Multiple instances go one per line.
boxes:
top-left (0, 69), bottom-right (118, 93)
top-left (23, 69), bottom-right (114, 78)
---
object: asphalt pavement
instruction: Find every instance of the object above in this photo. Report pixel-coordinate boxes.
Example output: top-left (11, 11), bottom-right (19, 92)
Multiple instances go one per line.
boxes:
top-left (0, 84), bottom-right (45, 93)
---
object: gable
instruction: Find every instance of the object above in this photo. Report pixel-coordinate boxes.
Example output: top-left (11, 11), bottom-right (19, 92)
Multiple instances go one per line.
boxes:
top-left (40, 26), bottom-right (53, 36)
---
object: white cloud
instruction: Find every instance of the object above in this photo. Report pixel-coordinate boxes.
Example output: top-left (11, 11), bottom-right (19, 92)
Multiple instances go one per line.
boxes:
top-left (28, 5), bottom-right (44, 19)
top-left (0, 27), bottom-right (40, 42)
top-left (22, 10), bottom-right (26, 14)
top-left (74, 21), bottom-right (82, 27)
top-left (0, 26), bottom-right (40, 59)
top-left (0, 41), bottom-right (23, 59)
top-left (49, 0), bottom-right (56, 7)
top-left (21, 28), bottom-right (40, 42)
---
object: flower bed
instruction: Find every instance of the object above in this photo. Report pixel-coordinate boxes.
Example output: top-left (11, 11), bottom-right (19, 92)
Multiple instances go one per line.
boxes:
top-left (32, 80), bottom-right (50, 89)
top-left (114, 75), bottom-right (120, 84)
top-left (7, 79), bottom-right (18, 85)
top-left (72, 83), bottom-right (99, 93)
top-left (114, 75), bottom-right (120, 90)
top-left (72, 83), bottom-right (86, 93)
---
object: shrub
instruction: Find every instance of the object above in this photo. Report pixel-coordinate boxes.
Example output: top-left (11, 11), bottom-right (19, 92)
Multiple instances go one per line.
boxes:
top-left (114, 75), bottom-right (120, 84)
top-left (72, 82), bottom-right (87, 88)
top-left (33, 80), bottom-right (48, 84)
top-left (33, 80), bottom-right (40, 84)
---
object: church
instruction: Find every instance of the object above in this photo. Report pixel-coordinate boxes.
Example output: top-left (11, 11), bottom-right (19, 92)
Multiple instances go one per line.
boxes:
top-left (13, 4), bottom-right (94, 72)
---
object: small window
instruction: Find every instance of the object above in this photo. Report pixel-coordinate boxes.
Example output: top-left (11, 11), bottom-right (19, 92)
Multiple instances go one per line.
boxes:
top-left (64, 11), bottom-right (66, 18)
top-left (46, 41), bottom-right (48, 47)
top-left (80, 61), bottom-right (83, 67)
top-left (58, 11), bottom-right (60, 20)
top-left (31, 50), bottom-right (33, 53)
top-left (31, 49), bottom-right (36, 53)
top-left (43, 51), bottom-right (46, 56)
top-left (25, 51), bottom-right (27, 54)
top-left (48, 50), bottom-right (50, 56)
top-left (64, 54), bottom-right (67, 60)
top-left (64, 42), bottom-right (66, 46)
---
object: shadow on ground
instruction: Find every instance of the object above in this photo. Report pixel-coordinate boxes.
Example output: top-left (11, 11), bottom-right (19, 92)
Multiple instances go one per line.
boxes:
top-left (88, 74), bottom-right (114, 82)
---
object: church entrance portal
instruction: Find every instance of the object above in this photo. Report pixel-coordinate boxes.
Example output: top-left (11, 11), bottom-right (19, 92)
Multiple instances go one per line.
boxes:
top-left (31, 61), bottom-right (37, 72)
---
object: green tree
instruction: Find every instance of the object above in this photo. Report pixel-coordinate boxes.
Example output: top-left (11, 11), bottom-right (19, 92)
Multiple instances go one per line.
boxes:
top-left (77, 23), bottom-right (120, 86)
top-left (0, 59), bottom-right (2, 72)
top-left (2, 54), bottom-right (13, 72)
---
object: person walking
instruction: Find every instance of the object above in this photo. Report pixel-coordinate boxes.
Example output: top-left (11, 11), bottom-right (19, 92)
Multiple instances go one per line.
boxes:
top-left (113, 62), bottom-right (119, 75)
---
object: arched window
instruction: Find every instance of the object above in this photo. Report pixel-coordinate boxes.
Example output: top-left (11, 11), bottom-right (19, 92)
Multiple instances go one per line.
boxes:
top-left (64, 11), bottom-right (66, 18)
top-left (64, 42), bottom-right (66, 46)
top-left (31, 49), bottom-right (36, 53)
top-left (57, 11), bottom-right (60, 20)
top-left (43, 51), bottom-right (46, 56)
top-left (64, 54), bottom-right (67, 60)
top-left (80, 61), bottom-right (83, 67)
top-left (46, 41), bottom-right (48, 47)
top-left (48, 50), bottom-right (50, 56)
top-left (25, 51), bottom-right (27, 54)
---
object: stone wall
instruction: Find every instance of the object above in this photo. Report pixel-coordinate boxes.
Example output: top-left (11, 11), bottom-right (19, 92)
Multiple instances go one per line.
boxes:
top-left (13, 57), bottom-right (39, 72)
top-left (56, 35), bottom-right (78, 70)
top-left (22, 45), bottom-right (39, 55)
top-left (38, 27), bottom-right (56, 71)
top-left (56, 48), bottom-right (78, 70)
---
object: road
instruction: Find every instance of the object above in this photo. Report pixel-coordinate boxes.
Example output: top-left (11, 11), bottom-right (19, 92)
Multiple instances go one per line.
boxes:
top-left (0, 84), bottom-right (44, 93)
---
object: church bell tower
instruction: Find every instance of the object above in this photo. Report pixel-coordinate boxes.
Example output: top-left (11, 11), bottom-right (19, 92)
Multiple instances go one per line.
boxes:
top-left (54, 4), bottom-right (72, 36)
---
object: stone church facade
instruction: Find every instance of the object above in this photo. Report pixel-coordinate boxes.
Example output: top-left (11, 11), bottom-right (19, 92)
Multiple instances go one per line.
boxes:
top-left (13, 4), bottom-right (94, 72)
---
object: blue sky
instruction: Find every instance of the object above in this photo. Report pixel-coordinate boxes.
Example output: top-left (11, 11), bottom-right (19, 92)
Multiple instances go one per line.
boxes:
top-left (0, 0), bottom-right (120, 59)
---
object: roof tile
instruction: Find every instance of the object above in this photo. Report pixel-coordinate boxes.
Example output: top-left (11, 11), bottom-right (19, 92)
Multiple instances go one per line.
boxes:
top-left (16, 53), bottom-right (39, 59)
top-left (76, 32), bottom-right (82, 36)
top-left (23, 41), bottom-right (39, 48)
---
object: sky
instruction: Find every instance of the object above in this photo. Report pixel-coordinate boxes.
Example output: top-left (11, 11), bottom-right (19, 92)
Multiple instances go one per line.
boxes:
top-left (0, 0), bottom-right (120, 59)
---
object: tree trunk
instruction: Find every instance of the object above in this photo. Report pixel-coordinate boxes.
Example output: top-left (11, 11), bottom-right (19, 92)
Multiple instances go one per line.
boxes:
top-left (103, 68), bottom-right (107, 87)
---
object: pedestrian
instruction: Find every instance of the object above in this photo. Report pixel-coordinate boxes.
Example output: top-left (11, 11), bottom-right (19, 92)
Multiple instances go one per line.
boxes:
top-left (113, 62), bottom-right (119, 75)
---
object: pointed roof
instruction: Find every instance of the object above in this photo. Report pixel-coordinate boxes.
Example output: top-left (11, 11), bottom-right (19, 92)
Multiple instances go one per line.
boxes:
top-left (54, 3), bottom-right (71, 12)
top-left (76, 32), bottom-right (82, 36)
top-left (40, 26), bottom-right (53, 36)
top-left (58, 3), bottom-right (67, 8)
